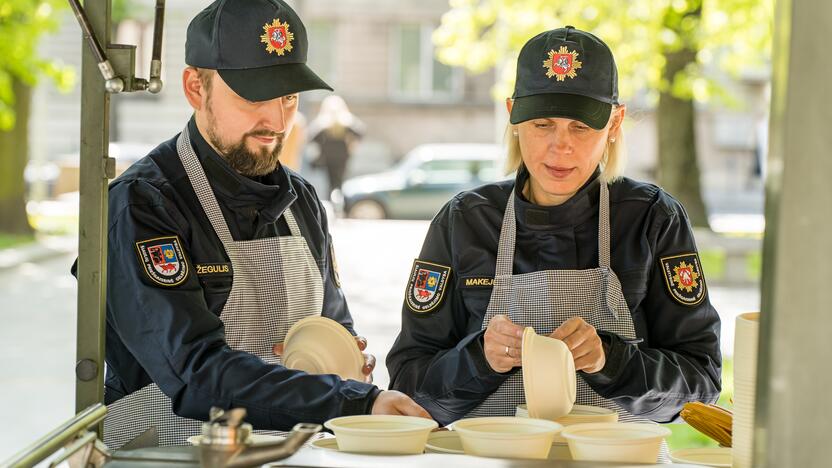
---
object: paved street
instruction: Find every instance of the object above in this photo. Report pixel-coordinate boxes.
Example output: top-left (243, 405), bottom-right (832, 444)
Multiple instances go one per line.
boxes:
top-left (0, 219), bottom-right (759, 460)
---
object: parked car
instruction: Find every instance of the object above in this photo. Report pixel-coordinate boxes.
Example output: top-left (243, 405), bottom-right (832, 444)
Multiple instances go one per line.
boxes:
top-left (336, 143), bottom-right (505, 220)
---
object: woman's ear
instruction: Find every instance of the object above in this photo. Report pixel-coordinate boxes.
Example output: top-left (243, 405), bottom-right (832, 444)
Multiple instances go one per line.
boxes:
top-left (608, 104), bottom-right (626, 139)
top-left (182, 67), bottom-right (207, 111)
top-left (505, 98), bottom-right (513, 114)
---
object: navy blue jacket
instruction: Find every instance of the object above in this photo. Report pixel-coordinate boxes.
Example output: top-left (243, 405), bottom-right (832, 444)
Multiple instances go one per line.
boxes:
top-left (386, 167), bottom-right (722, 426)
top-left (72, 118), bottom-right (380, 431)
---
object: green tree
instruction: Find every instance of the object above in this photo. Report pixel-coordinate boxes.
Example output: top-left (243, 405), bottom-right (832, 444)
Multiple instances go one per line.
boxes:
top-left (0, 0), bottom-right (73, 235)
top-left (434, 0), bottom-right (772, 228)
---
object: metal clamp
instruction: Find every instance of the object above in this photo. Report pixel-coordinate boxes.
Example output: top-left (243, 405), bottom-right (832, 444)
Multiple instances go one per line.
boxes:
top-left (67, 0), bottom-right (166, 94)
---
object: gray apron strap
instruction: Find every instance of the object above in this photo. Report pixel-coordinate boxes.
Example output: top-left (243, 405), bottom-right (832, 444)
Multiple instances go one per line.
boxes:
top-left (598, 181), bottom-right (611, 269)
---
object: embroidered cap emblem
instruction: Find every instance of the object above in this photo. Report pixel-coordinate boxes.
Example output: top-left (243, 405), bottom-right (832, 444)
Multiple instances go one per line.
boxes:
top-left (406, 260), bottom-right (451, 313)
top-left (660, 253), bottom-right (707, 306)
top-left (136, 236), bottom-right (189, 286)
top-left (261, 19), bottom-right (294, 55)
top-left (543, 46), bottom-right (582, 81)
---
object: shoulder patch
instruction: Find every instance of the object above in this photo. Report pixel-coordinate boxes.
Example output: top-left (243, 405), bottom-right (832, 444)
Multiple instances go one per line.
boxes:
top-left (405, 260), bottom-right (451, 313)
top-left (659, 253), bottom-right (707, 306)
top-left (135, 236), bottom-right (189, 287)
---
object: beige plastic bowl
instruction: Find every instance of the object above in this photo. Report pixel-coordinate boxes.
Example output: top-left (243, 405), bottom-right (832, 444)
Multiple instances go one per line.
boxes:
top-left (425, 430), bottom-right (464, 454)
top-left (283, 316), bottom-right (364, 381)
top-left (522, 327), bottom-right (576, 420)
top-left (561, 422), bottom-right (671, 463)
top-left (453, 417), bottom-right (563, 460)
top-left (323, 415), bottom-right (437, 455)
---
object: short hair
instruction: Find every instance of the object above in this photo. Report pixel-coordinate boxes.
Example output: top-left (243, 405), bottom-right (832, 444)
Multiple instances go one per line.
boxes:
top-left (195, 67), bottom-right (214, 93)
top-left (504, 108), bottom-right (627, 183)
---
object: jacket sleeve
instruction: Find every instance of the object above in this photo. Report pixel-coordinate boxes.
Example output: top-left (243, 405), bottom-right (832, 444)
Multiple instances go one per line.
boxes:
top-left (583, 194), bottom-right (722, 423)
top-left (105, 180), bottom-right (378, 430)
top-left (386, 203), bottom-right (508, 426)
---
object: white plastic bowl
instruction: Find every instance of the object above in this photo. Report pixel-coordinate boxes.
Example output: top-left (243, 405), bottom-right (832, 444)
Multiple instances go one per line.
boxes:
top-left (521, 327), bottom-right (576, 420)
top-left (453, 417), bottom-right (563, 460)
top-left (323, 415), bottom-right (437, 455)
top-left (561, 422), bottom-right (671, 463)
top-left (283, 316), bottom-right (364, 381)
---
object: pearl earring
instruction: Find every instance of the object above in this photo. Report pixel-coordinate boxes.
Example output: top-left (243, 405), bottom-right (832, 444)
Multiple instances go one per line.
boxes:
top-left (609, 137), bottom-right (616, 143)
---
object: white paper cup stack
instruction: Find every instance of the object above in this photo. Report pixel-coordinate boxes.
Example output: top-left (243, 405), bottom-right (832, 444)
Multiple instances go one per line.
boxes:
top-left (732, 312), bottom-right (759, 468)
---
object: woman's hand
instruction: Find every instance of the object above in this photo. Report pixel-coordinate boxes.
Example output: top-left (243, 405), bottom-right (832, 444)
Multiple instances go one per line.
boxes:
top-left (483, 315), bottom-right (524, 373)
top-left (550, 317), bottom-right (606, 373)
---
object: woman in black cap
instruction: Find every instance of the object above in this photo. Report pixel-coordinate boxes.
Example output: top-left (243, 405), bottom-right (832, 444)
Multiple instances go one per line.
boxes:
top-left (386, 26), bottom-right (722, 442)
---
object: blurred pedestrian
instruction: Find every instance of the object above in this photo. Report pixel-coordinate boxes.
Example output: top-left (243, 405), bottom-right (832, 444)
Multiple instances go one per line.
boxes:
top-left (279, 112), bottom-right (307, 172)
top-left (308, 95), bottom-right (364, 198)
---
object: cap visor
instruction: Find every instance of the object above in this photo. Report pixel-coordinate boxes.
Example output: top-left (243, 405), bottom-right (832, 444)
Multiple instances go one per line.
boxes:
top-left (510, 93), bottom-right (611, 130)
top-left (218, 63), bottom-right (333, 102)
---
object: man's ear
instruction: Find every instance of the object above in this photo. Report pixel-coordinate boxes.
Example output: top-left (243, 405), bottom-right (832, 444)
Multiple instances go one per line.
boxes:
top-left (183, 67), bottom-right (207, 111)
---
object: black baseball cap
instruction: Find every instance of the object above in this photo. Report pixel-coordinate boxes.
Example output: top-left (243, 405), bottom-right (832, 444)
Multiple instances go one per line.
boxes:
top-left (510, 26), bottom-right (618, 130)
top-left (185, 0), bottom-right (332, 102)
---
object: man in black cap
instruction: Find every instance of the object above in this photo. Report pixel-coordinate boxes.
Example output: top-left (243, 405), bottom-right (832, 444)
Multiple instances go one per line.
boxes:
top-left (79, 0), bottom-right (429, 448)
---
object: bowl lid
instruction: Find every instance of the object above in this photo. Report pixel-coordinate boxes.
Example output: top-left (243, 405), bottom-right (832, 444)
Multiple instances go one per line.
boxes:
top-left (283, 316), bottom-right (364, 380)
top-left (425, 431), bottom-right (464, 454)
top-left (310, 437), bottom-right (339, 450)
top-left (670, 447), bottom-right (732, 467)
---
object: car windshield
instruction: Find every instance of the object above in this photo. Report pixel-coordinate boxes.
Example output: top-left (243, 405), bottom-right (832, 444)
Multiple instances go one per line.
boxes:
top-left (408, 157), bottom-right (499, 185)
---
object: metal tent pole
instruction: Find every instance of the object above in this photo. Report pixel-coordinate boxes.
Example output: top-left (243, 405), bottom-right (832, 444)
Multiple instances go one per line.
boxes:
top-left (755, 0), bottom-right (832, 466)
top-left (74, 0), bottom-right (113, 420)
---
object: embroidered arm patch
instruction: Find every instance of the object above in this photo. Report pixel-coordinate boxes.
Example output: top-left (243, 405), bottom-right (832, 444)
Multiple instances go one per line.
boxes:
top-left (659, 252), bottom-right (707, 306)
top-left (405, 260), bottom-right (451, 313)
top-left (135, 236), bottom-right (190, 287)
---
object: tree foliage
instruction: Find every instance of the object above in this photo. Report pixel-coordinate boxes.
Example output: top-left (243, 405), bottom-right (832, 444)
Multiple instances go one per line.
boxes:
top-left (434, 0), bottom-right (773, 106)
top-left (0, 0), bottom-right (74, 130)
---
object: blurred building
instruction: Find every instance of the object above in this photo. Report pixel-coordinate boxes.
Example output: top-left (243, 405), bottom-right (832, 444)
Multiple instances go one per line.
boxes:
top-left (30, 0), bottom-right (496, 189)
top-left (30, 0), bottom-right (767, 213)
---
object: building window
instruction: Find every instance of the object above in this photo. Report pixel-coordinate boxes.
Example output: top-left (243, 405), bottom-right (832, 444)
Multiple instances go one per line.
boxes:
top-left (306, 20), bottom-right (336, 87)
top-left (391, 24), bottom-right (462, 102)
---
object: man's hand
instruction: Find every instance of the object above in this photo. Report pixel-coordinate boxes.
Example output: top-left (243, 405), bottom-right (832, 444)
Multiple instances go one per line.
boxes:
top-left (483, 315), bottom-right (524, 373)
top-left (550, 317), bottom-right (606, 373)
top-left (355, 336), bottom-right (376, 384)
top-left (273, 335), bottom-right (375, 383)
top-left (371, 390), bottom-right (432, 419)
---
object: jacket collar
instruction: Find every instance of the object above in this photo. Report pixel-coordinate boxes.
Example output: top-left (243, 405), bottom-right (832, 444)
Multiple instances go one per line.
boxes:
top-left (513, 164), bottom-right (601, 230)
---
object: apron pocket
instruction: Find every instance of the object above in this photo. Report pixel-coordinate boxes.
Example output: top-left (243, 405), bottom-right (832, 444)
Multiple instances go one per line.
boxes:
top-left (199, 277), bottom-right (233, 313)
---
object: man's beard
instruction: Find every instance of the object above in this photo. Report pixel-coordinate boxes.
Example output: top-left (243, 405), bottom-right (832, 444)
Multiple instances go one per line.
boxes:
top-left (204, 104), bottom-right (284, 177)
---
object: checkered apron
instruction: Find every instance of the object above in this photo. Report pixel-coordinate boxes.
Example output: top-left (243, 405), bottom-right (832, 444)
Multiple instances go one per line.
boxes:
top-left (103, 127), bottom-right (324, 449)
top-left (465, 183), bottom-right (668, 460)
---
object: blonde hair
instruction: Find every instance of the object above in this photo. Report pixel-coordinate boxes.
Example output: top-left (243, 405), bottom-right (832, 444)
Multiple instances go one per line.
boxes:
top-left (504, 108), bottom-right (627, 183)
